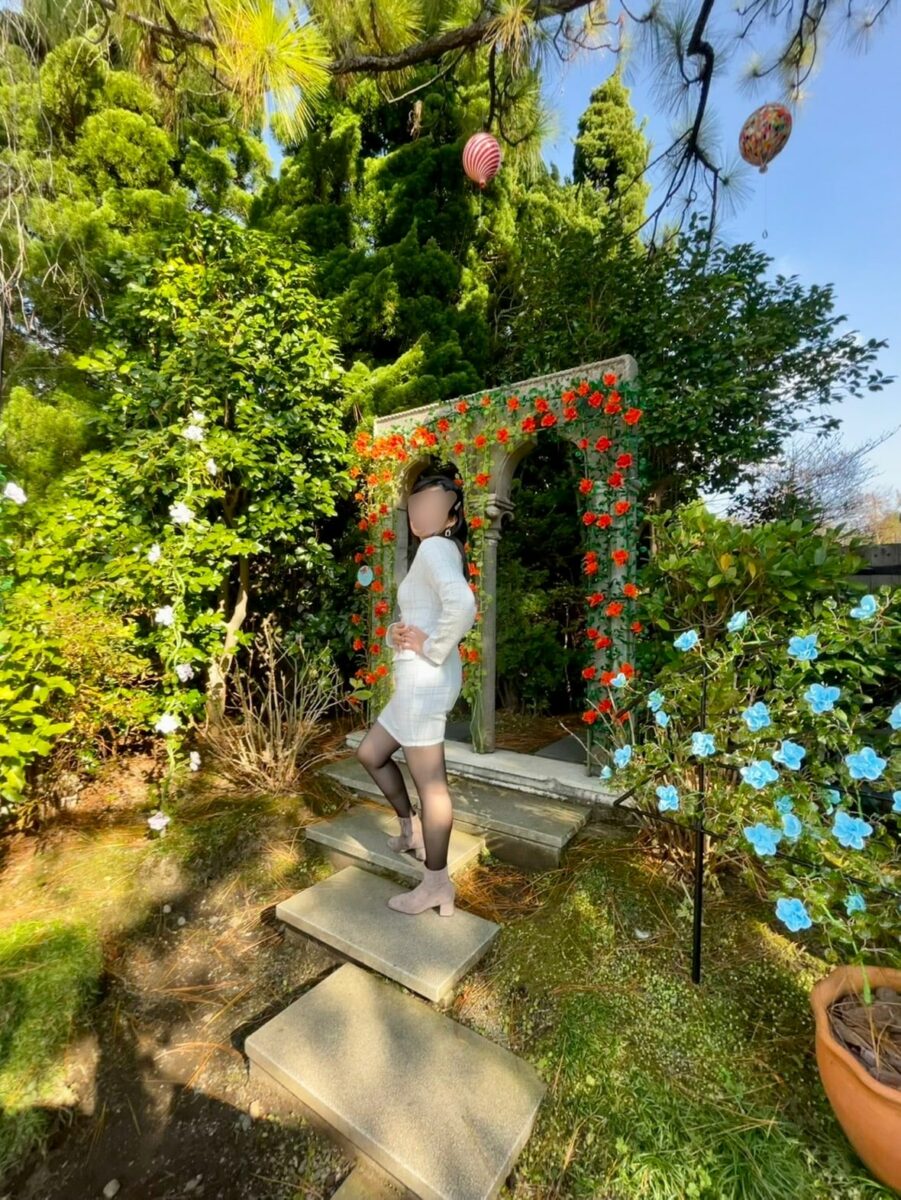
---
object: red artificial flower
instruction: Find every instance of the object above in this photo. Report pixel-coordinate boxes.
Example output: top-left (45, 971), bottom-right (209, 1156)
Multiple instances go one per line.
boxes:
top-left (616, 453), bottom-right (633, 469)
top-left (587, 592), bottom-right (606, 607)
top-left (381, 529), bottom-right (395, 542)
top-left (351, 613), bottom-right (362, 625)
top-left (540, 412), bottom-right (557, 428)
top-left (624, 407), bottom-right (642, 425)
top-left (364, 544), bottom-right (375, 556)
top-left (603, 371), bottom-right (618, 386)
top-left (620, 662), bottom-right (635, 677)
top-left (584, 559), bottom-right (599, 576)
top-left (521, 415), bottom-right (537, 433)
top-left (598, 698), bottom-right (614, 714)
top-left (582, 665), bottom-right (598, 680)
top-left (586, 628), bottom-right (599, 640)
top-left (497, 427), bottom-right (510, 443)
top-left (595, 436), bottom-right (612, 452)
top-left (474, 433), bottom-right (487, 449)
top-left (582, 709), bottom-right (599, 725)
top-left (614, 500), bottom-right (631, 516)
top-left (582, 511), bottom-right (597, 526)
top-left (600, 670), bottom-right (616, 686)
top-left (375, 600), bottom-right (390, 617)
top-left (631, 621), bottom-right (643, 633)
top-left (456, 400), bottom-right (469, 414)
top-left (594, 635), bottom-right (613, 650)
top-left (616, 710), bottom-right (630, 725)
top-left (578, 379), bottom-right (590, 395)
top-left (579, 478), bottom-right (594, 494)
top-left (578, 437), bottom-right (589, 450)
top-left (623, 582), bottom-right (639, 599)
top-left (475, 472), bottom-right (490, 487)
top-left (563, 406), bottom-right (579, 421)
top-left (535, 396), bottom-right (550, 412)
top-left (453, 441), bottom-right (466, 455)
top-left (607, 471), bottom-right (624, 488)
top-left (481, 394), bottom-right (492, 406)
top-left (353, 637), bottom-right (364, 651)
top-left (357, 518), bottom-right (369, 532)
top-left (597, 513), bottom-right (613, 529)
top-left (354, 552), bottom-right (363, 564)
top-left (470, 515), bottom-right (484, 529)
top-left (612, 549), bottom-right (630, 567)
top-left (587, 391), bottom-right (603, 408)
top-left (377, 663), bottom-right (389, 678)
top-left (562, 389), bottom-right (576, 404)
top-left (507, 396), bottom-right (521, 411)
top-left (606, 601), bottom-right (624, 617)
top-left (605, 398), bottom-right (622, 416)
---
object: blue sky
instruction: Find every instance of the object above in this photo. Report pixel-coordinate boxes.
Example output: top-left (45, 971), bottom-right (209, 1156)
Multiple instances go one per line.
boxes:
top-left (540, 13), bottom-right (901, 490)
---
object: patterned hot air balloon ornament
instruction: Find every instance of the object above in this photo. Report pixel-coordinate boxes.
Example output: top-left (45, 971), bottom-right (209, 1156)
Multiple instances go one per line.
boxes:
top-left (739, 103), bottom-right (792, 173)
top-left (356, 564), bottom-right (374, 587)
top-left (462, 132), bottom-right (502, 188)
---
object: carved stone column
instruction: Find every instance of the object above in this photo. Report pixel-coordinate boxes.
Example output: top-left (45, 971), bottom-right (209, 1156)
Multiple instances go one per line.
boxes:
top-left (474, 492), bottom-right (514, 753)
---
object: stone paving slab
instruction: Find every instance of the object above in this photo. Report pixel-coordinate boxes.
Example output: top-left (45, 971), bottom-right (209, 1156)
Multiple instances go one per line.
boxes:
top-left (245, 963), bottom-right (547, 1200)
top-left (276, 865), bottom-right (501, 1003)
top-left (304, 806), bottom-right (483, 881)
top-left (320, 757), bottom-right (588, 850)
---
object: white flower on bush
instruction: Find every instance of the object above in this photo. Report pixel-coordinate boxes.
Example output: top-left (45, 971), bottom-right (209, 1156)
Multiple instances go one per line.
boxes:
top-left (155, 604), bottom-right (175, 626)
top-left (2, 481), bottom-right (26, 504)
top-left (189, 408), bottom-right (206, 424)
top-left (147, 810), bottom-right (170, 834)
top-left (169, 501), bottom-right (194, 525)
top-left (184, 424), bottom-right (205, 443)
top-left (154, 712), bottom-right (181, 734)
top-left (175, 663), bottom-right (195, 682)
top-left (205, 458), bottom-right (218, 476)
top-left (148, 542), bottom-right (162, 564)
top-left (189, 750), bottom-right (201, 771)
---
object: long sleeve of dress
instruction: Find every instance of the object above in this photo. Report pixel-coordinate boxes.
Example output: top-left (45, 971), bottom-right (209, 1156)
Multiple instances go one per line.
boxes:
top-left (417, 537), bottom-right (477, 666)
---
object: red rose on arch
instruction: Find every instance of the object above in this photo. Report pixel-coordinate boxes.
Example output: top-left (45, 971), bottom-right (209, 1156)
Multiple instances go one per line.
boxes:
top-left (579, 478), bottom-right (595, 494)
top-left (540, 412), bottom-right (557, 428)
top-left (535, 396), bottom-right (550, 412)
top-left (595, 436), bottom-right (612, 452)
top-left (582, 709), bottom-right (599, 725)
top-left (616, 453), bottom-right (633, 469)
top-left (507, 396), bottom-right (521, 411)
top-left (597, 513), bottom-right (613, 529)
top-left (612, 549), bottom-right (629, 566)
top-left (456, 400), bottom-right (469, 413)
top-left (521, 415), bottom-right (537, 434)
top-left (587, 391), bottom-right (603, 408)
top-left (603, 371), bottom-right (618, 386)
top-left (624, 407), bottom-right (642, 425)
top-left (615, 500), bottom-right (631, 515)
top-left (607, 471), bottom-right (624, 488)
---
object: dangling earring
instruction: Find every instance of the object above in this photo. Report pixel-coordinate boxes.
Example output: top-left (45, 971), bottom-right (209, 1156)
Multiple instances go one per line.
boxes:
top-left (443, 527), bottom-right (452, 537)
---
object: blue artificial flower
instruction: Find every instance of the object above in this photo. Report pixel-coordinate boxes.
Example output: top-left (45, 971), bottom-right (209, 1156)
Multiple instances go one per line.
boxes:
top-left (844, 746), bottom-right (887, 781)
top-left (782, 812), bottom-right (803, 841)
top-left (656, 785), bottom-right (680, 812)
top-left (674, 629), bottom-right (700, 652)
top-left (894, 791), bottom-right (901, 814)
top-left (787, 633), bottom-right (819, 661)
top-left (744, 822), bottom-right (783, 857)
top-left (613, 744), bottom-right (632, 769)
top-left (654, 709), bottom-right (670, 729)
top-left (822, 788), bottom-right (840, 814)
top-left (600, 766), bottom-right (613, 781)
top-left (889, 702), bottom-right (901, 731)
top-left (804, 683), bottom-right (841, 715)
top-left (832, 810), bottom-right (874, 850)
top-left (774, 795), bottom-right (794, 814)
top-left (740, 760), bottom-right (780, 789)
top-left (776, 897), bottom-right (812, 932)
top-left (742, 701), bottom-right (771, 732)
top-left (850, 594), bottom-right (878, 620)
top-left (845, 892), bottom-right (867, 915)
top-left (611, 672), bottom-right (628, 689)
top-left (648, 690), bottom-right (665, 713)
top-left (691, 732), bottom-right (716, 758)
top-left (773, 740), bottom-right (806, 771)
top-left (727, 610), bottom-right (749, 633)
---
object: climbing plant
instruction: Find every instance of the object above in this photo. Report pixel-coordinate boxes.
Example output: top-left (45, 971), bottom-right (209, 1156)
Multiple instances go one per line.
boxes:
top-left (347, 367), bottom-right (644, 748)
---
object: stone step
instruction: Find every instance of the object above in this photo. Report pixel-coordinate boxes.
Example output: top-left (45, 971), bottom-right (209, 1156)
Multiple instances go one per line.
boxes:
top-left (277, 865), bottom-right (501, 1004)
top-left (321, 756), bottom-right (589, 869)
top-left (344, 730), bottom-right (617, 809)
top-left (245, 962), bottom-right (547, 1200)
top-left (304, 805), bottom-right (484, 881)
top-left (331, 1166), bottom-right (405, 1200)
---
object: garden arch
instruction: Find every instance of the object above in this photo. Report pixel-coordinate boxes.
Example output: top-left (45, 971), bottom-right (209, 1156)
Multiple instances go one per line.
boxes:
top-left (349, 354), bottom-right (642, 760)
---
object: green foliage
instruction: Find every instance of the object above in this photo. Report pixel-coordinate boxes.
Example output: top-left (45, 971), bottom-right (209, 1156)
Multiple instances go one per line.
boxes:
top-left (0, 385), bottom-right (97, 497)
top-left (639, 501), bottom-right (865, 658)
top-left (572, 64), bottom-right (651, 231)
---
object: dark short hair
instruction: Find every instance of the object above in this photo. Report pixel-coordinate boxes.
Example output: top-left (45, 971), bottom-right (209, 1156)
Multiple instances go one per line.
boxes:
top-left (409, 473), bottom-right (469, 578)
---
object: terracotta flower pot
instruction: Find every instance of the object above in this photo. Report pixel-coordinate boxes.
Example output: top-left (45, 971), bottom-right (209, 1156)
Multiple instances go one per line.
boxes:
top-left (810, 965), bottom-right (901, 1192)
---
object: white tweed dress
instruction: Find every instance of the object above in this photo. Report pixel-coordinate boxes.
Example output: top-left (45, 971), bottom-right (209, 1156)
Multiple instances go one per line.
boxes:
top-left (375, 534), bottom-right (477, 747)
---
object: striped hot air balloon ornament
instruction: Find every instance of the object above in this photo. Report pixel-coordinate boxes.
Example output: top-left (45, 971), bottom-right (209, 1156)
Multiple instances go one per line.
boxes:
top-left (462, 132), bottom-right (502, 188)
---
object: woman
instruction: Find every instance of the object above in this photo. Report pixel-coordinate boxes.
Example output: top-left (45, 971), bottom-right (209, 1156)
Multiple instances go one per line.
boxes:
top-left (355, 473), bottom-right (477, 917)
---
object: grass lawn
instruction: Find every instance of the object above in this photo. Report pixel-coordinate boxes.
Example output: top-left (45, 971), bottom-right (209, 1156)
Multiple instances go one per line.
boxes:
top-left (0, 745), bottom-right (895, 1198)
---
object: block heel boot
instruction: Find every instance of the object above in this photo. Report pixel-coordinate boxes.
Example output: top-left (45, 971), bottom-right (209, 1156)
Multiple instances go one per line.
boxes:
top-left (386, 811), bottom-right (427, 862)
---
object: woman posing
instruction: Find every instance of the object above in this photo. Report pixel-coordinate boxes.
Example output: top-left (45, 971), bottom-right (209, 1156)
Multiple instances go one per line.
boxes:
top-left (355, 473), bottom-right (477, 917)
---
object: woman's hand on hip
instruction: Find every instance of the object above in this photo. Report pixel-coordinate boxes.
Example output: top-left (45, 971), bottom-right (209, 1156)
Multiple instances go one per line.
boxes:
top-left (393, 623), bottom-right (427, 654)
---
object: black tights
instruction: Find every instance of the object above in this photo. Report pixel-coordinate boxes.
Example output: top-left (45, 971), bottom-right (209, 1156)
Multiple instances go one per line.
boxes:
top-left (355, 721), bottom-right (453, 870)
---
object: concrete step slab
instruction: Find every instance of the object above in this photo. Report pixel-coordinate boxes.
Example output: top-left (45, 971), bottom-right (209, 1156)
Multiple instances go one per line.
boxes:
top-left (305, 806), bottom-right (484, 881)
top-left (321, 757), bottom-right (588, 869)
top-left (277, 865), bottom-right (500, 1004)
top-left (245, 962), bottom-right (547, 1200)
top-left (343, 730), bottom-right (617, 809)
